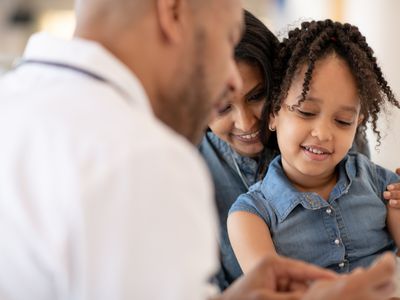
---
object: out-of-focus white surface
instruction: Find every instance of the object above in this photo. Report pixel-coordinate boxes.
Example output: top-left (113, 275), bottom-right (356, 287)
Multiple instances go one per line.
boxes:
top-left (344, 0), bottom-right (400, 170)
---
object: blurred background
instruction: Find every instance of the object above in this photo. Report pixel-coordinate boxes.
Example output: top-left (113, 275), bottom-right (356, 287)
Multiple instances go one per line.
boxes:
top-left (0, 0), bottom-right (399, 168)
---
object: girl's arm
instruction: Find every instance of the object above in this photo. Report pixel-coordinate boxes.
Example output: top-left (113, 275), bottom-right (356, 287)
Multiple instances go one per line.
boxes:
top-left (227, 211), bottom-right (277, 273)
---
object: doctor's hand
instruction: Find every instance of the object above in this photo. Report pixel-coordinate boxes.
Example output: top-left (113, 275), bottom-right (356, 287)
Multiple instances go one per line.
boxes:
top-left (213, 254), bottom-right (337, 300)
top-left (302, 252), bottom-right (396, 300)
top-left (384, 169), bottom-right (400, 208)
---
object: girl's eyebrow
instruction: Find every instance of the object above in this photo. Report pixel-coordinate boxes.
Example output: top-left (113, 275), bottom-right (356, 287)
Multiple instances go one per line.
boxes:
top-left (337, 106), bottom-right (358, 114)
top-left (295, 95), bottom-right (322, 102)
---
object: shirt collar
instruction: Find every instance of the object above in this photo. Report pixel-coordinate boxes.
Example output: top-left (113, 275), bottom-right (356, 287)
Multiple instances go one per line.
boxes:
top-left (261, 155), bottom-right (355, 223)
top-left (22, 32), bottom-right (152, 114)
top-left (331, 154), bottom-right (356, 198)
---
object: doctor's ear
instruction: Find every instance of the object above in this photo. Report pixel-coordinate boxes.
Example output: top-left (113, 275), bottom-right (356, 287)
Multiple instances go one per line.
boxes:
top-left (156, 0), bottom-right (188, 43)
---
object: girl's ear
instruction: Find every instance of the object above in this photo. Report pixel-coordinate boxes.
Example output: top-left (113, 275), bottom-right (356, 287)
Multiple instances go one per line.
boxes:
top-left (268, 113), bottom-right (277, 132)
top-left (357, 114), bottom-right (364, 126)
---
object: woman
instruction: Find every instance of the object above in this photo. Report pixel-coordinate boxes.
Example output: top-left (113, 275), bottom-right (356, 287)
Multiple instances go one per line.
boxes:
top-left (199, 10), bottom-right (279, 289)
top-left (199, 10), bottom-right (395, 290)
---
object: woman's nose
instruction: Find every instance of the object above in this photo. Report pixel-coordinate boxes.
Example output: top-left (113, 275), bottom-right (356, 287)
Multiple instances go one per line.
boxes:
top-left (235, 108), bottom-right (258, 132)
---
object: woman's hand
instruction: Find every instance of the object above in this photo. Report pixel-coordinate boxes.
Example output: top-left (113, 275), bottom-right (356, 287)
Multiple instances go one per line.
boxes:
top-left (384, 169), bottom-right (400, 208)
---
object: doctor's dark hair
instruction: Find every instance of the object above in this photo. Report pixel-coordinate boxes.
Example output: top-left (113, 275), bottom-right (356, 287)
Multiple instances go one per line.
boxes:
top-left (236, 10), bottom-right (279, 152)
top-left (264, 19), bottom-right (399, 147)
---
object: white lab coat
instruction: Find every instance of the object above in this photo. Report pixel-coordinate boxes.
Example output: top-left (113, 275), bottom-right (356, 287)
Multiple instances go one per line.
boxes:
top-left (0, 33), bottom-right (218, 300)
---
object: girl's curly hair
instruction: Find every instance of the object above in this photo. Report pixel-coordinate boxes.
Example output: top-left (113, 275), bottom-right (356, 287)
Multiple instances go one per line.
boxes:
top-left (261, 19), bottom-right (399, 149)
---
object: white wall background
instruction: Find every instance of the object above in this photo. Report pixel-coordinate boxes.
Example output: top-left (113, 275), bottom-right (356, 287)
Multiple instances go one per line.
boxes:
top-left (344, 0), bottom-right (400, 169)
top-left (0, 0), bottom-right (74, 73)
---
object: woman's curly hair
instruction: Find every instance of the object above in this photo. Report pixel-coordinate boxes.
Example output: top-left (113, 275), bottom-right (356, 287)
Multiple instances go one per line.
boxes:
top-left (261, 19), bottom-right (399, 148)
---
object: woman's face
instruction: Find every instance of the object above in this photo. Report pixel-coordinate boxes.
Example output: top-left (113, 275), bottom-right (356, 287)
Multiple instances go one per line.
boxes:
top-left (208, 61), bottom-right (265, 157)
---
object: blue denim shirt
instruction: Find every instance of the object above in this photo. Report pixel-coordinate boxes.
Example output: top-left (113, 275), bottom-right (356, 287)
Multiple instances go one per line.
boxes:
top-left (230, 153), bottom-right (398, 273)
top-left (199, 131), bottom-right (277, 289)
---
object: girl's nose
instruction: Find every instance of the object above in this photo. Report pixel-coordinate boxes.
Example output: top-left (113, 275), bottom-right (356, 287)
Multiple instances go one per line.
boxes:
top-left (310, 120), bottom-right (333, 142)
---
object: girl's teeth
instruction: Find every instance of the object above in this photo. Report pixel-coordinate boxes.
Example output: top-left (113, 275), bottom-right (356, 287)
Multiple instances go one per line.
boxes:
top-left (305, 146), bottom-right (324, 154)
top-left (242, 130), bottom-right (260, 139)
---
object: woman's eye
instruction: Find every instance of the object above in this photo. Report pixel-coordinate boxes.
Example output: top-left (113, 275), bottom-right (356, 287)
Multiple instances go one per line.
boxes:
top-left (248, 91), bottom-right (266, 102)
top-left (218, 104), bottom-right (232, 115)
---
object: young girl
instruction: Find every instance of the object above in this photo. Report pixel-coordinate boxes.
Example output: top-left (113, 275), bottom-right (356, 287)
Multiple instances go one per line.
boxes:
top-left (227, 19), bottom-right (400, 275)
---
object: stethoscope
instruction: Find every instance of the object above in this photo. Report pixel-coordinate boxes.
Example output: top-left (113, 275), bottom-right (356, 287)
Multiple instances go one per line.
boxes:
top-left (16, 59), bottom-right (132, 102)
top-left (230, 150), bottom-right (250, 190)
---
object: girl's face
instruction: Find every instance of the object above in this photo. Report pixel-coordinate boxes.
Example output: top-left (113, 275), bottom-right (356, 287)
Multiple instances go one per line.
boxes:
top-left (208, 61), bottom-right (265, 157)
top-left (269, 54), bottom-right (363, 182)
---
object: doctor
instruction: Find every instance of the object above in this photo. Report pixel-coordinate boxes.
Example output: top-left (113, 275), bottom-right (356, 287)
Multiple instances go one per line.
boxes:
top-left (0, 0), bottom-right (396, 299)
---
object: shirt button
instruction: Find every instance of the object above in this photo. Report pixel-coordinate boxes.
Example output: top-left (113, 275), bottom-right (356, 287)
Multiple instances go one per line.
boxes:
top-left (334, 238), bottom-right (340, 245)
top-left (326, 208), bottom-right (332, 214)
top-left (338, 262), bottom-right (345, 268)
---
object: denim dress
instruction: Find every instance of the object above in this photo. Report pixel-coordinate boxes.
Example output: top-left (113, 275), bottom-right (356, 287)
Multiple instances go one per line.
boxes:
top-left (230, 153), bottom-right (397, 272)
top-left (199, 131), bottom-right (277, 290)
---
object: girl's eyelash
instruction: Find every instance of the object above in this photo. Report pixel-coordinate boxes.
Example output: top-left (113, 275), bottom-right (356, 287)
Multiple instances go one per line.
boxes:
top-left (296, 109), bottom-right (315, 117)
top-left (289, 105), bottom-right (355, 126)
top-left (297, 111), bottom-right (354, 126)
top-left (336, 120), bottom-right (353, 126)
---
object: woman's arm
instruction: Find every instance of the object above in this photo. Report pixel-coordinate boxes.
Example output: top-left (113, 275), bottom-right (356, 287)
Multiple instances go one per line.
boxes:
top-left (387, 205), bottom-right (400, 253)
top-left (378, 165), bottom-right (400, 251)
top-left (384, 169), bottom-right (400, 207)
top-left (227, 211), bottom-right (277, 273)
